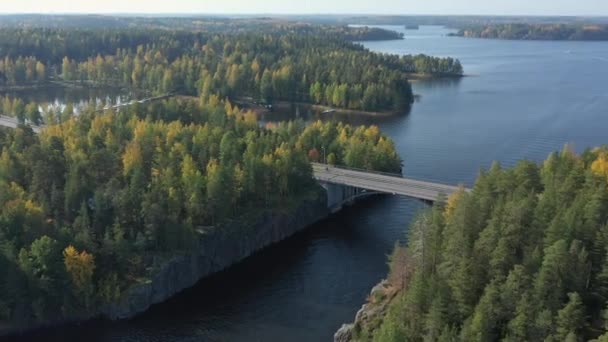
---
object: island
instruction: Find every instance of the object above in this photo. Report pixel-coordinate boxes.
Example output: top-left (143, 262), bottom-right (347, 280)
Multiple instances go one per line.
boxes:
top-left (341, 26), bottom-right (405, 40)
top-left (449, 23), bottom-right (608, 41)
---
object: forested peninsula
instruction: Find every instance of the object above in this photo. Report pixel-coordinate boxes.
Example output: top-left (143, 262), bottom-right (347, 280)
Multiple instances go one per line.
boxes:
top-left (0, 95), bottom-right (403, 333)
top-left (451, 23), bottom-right (608, 41)
top-left (0, 26), bottom-right (462, 114)
top-left (342, 147), bottom-right (608, 342)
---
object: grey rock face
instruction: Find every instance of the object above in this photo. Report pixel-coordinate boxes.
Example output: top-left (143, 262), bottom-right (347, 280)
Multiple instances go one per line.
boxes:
top-left (103, 196), bottom-right (329, 320)
top-left (3, 194), bottom-right (329, 336)
top-left (334, 323), bottom-right (354, 342)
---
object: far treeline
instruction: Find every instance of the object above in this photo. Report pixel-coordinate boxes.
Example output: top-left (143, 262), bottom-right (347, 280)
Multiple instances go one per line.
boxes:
top-left (0, 96), bottom-right (401, 326)
top-left (451, 23), bottom-right (608, 41)
top-left (0, 15), bottom-right (401, 39)
top-left (362, 148), bottom-right (608, 342)
top-left (0, 27), bottom-right (462, 112)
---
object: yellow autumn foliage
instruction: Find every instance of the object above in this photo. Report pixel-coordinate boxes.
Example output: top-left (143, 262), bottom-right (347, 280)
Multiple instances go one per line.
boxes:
top-left (122, 141), bottom-right (143, 176)
top-left (243, 110), bottom-right (258, 126)
top-left (338, 128), bottom-right (349, 144)
top-left (444, 187), bottom-right (466, 221)
top-left (63, 245), bottom-right (96, 292)
top-left (592, 151), bottom-right (608, 182)
top-left (364, 125), bottom-right (380, 141)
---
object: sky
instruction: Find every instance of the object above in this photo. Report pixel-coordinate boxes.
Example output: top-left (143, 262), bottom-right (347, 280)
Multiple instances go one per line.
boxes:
top-left (0, 0), bottom-right (607, 16)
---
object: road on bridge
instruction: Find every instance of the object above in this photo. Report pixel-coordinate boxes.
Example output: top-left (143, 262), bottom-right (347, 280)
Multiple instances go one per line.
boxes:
top-left (312, 163), bottom-right (468, 202)
top-left (0, 115), bottom-right (42, 133)
top-left (0, 94), bottom-right (173, 133)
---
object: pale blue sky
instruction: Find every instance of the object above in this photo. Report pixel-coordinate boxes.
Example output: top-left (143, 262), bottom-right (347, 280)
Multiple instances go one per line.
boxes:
top-left (0, 0), bottom-right (607, 16)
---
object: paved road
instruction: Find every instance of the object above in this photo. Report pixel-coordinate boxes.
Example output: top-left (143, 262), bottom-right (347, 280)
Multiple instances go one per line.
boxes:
top-left (0, 115), bottom-right (19, 129)
top-left (98, 93), bottom-right (173, 112)
top-left (312, 163), bottom-right (468, 201)
top-left (0, 115), bottom-right (42, 133)
top-left (0, 94), bottom-right (172, 133)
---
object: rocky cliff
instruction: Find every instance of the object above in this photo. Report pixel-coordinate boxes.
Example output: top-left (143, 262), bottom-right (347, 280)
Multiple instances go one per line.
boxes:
top-left (4, 192), bottom-right (329, 337)
top-left (104, 195), bottom-right (329, 319)
top-left (334, 279), bottom-right (398, 342)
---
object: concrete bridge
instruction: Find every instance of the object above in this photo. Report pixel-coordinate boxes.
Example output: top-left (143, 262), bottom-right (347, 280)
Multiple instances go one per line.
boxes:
top-left (312, 163), bottom-right (468, 212)
top-left (1, 114), bottom-right (468, 212)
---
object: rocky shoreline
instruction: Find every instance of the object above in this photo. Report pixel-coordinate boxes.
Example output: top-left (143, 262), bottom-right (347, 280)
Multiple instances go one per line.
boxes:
top-left (3, 192), bottom-right (330, 337)
top-left (334, 279), bottom-right (399, 342)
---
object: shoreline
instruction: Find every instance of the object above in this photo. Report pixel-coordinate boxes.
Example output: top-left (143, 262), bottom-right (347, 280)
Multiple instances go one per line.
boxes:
top-left (0, 81), bottom-right (139, 95)
top-left (274, 101), bottom-right (404, 117)
top-left (334, 279), bottom-right (400, 342)
top-left (233, 98), bottom-right (408, 118)
top-left (0, 82), bottom-right (57, 92)
top-left (448, 33), bottom-right (608, 42)
top-left (405, 72), bottom-right (466, 80)
top-left (2, 190), bottom-right (331, 338)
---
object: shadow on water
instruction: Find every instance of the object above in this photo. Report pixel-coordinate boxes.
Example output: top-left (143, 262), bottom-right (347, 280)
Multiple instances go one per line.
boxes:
top-left (9, 196), bottom-right (420, 342)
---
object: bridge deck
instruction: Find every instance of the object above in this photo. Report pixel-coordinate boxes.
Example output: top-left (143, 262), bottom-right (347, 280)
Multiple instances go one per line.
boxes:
top-left (312, 163), bottom-right (467, 201)
top-left (1, 115), bottom-right (467, 202)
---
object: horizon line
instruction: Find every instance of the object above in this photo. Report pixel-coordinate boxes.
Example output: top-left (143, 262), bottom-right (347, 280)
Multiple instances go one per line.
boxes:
top-left (0, 13), bottom-right (607, 18)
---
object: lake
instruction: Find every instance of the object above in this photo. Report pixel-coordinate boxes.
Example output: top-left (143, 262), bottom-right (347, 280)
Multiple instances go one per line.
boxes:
top-left (11, 25), bottom-right (608, 341)
top-left (0, 85), bottom-right (138, 114)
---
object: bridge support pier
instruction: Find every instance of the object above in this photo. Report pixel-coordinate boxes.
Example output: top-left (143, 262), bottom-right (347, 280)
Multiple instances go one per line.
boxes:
top-left (320, 182), bottom-right (369, 213)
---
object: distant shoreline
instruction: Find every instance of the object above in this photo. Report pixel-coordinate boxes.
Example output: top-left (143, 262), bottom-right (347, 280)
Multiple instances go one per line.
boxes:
top-left (406, 72), bottom-right (466, 80)
top-left (449, 23), bottom-right (608, 41)
top-left (0, 81), bottom-right (128, 93)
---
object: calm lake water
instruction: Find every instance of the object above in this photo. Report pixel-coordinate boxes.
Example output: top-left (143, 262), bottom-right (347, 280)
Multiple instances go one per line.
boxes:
top-left (0, 85), bottom-right (136, 114)
top-left (12, 26), bottom-right (608, 341)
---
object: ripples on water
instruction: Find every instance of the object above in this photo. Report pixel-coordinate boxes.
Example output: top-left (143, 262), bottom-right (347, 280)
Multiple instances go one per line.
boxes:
top-left (10, 25), bottom-right (608, 341)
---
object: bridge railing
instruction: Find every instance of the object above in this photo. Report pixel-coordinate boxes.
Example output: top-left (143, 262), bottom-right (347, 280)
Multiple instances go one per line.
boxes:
top-left (312, 162), bottom-right (473, 189)
top-left (96, 93), bottom-right (174, 112)
top-left (312, 162), bottom-right (403, 178)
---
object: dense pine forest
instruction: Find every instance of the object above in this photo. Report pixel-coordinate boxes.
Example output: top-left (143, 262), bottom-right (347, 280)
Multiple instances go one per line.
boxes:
top-left (0, 26), bottom-right (462, 112)
top-left (0, 96), bottom-right (401, 326)
top-left (360, 147), bottom-right (608, 341)
top-left (0, 15), bottom-right (405, 38)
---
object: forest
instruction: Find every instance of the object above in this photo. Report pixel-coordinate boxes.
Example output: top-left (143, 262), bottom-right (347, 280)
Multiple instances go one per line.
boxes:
top-left (0, 96), bottom-right (401, 326)
top-left (0, 27), bottom-right (462, 112)
top-left (451, 23), bottom-right (608, 41)
top-left (0, 15), bottom-right (406, 37)
top-left (361, 147), bottom-right (608, 341)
